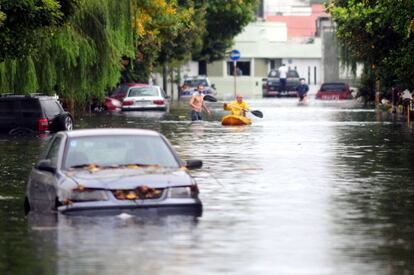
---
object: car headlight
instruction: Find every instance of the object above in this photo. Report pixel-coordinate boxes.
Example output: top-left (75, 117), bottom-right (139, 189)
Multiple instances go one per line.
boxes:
top-left (68, 188), bottom-right (108, 202)
top-left (168, 187), bottom-right (193, 198)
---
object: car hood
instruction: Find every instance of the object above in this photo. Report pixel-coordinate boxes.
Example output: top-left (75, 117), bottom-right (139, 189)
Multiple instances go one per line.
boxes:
top-left (64, 167), bottom-right (193, 189)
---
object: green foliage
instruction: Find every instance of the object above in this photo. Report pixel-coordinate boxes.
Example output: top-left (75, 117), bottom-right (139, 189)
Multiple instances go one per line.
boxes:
top-left (194, 0), bottom-right (258, 62)
top-left (0, 0), bottom-right (258, 106)
top-left (0, 0), bottom-right (81, 61)
top-left (0, 0), bottom-right (135, 109)
top-left (329, 0), bottom-right (414, 97)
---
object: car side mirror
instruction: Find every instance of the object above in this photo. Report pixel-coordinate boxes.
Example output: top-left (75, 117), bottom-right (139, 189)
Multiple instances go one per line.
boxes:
top-left (211, 84), bottom-right (216, 89)
top-left (165, 95), bottom-right (171, 99)
top-left (185, 159), bottom-right (203, 170)
top-left (350, 89), bottom-right (354, 93)
top-left (36, 159), bottom-right (56, 173)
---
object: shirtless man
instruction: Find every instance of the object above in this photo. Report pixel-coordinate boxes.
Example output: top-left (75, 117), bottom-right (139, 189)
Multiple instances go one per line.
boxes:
top-left (189, 84), bottom-right (211, 121)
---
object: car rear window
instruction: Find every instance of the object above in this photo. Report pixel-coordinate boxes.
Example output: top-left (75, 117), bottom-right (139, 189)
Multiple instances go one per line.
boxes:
top-left (0, 100), bottom-right (18, 117)
top-left (268, 70), bottom-right (279, 77)
top-left (267, 70), bottom-right (299, 78)
top-left (184, 79), bottom-right (209, 87)
top-left (321, 83), bottom-right (346, 92)
top-left (20, 99), bottom-right (42, 118)
top-left (127, 87), bottom-right (159, 97)
top-left (287, 71), bottom-right (299, 78)
top-left (41, 100), bottom-right (62, 118)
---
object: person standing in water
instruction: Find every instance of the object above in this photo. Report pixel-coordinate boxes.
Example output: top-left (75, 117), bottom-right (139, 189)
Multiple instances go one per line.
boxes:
top-left (189, 84), bottom-right (211, 121)
top-left (296, 78), bottom-right (309, 102)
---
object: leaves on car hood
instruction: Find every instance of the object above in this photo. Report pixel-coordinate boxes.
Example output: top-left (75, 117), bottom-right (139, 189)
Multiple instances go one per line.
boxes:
top-left (64, 167), bottom-right (191, 189)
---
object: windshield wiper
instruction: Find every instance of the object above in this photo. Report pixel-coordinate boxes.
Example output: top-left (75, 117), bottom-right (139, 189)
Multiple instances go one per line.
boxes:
top-left (70, 163), bottom-right (93, 169)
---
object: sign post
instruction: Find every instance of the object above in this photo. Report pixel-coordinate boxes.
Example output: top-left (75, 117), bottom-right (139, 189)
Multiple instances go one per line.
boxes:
top-left (230, 49), bottom-right (240, 97)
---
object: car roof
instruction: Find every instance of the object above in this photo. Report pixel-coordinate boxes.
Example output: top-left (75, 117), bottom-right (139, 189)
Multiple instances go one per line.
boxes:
top-left (321, 82), bottom-right (347, 85)
top-left (64, 128), bottom-right (161, 138)
top-left (126, 83), bottom-right (149, 87)
top-left (0, 94), bottom-right (56, 100)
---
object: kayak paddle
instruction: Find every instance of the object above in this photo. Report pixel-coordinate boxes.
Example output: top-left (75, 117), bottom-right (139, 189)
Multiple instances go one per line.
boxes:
top-left (203, 94), bottom-right (264, 118)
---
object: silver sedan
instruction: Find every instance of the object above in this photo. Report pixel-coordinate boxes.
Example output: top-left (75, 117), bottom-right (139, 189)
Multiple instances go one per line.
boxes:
top-left (121, 85), bottom-right (169, 111)
top-left (24, 128), bottom-right (203, 216)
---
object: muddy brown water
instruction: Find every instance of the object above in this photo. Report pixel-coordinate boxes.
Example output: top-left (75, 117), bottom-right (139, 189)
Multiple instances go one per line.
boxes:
top-left (1, 98), bottom-right (414, 274)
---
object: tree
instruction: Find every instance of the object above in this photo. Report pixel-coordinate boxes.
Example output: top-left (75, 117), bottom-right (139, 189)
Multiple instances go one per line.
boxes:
top-left (0, 0), bottom-right (80, 61)
top-left (193, 0), bottom-right (258, 62)
top-left (328, 0), bottom-right (414, 97)
top-left (0, 0), bottom-right (136, 114)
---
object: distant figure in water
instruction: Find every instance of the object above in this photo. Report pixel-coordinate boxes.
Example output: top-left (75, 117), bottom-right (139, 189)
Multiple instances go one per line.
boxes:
top-left (296, 78), bottom-right (309, 103)
top-left (224, 94), bottom-right (249, 116)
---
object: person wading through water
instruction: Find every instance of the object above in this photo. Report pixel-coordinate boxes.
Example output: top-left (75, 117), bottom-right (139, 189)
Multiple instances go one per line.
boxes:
top-left (189, 84), bottom-right (211, 121)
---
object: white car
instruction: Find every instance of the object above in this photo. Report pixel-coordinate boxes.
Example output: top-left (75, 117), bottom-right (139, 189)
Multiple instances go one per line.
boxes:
top-left (122, 85), bottom-right (169, 111)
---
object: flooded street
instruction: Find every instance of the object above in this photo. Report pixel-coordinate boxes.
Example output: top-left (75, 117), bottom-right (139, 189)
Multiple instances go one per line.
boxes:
top-left (1, 97), bottom-right (414, 274)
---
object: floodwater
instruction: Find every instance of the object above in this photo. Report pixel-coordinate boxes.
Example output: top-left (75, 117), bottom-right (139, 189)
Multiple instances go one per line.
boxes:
top-left (1, 98), bottom-right (414, 274)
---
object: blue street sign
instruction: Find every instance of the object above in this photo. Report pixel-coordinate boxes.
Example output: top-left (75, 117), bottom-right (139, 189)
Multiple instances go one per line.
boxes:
top-left (230, 49), bottom-right (241, 61)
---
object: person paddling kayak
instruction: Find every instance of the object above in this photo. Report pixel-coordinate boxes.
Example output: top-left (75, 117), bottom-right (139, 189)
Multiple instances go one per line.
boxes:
top-left (224, 94), bottom-right (249, 116)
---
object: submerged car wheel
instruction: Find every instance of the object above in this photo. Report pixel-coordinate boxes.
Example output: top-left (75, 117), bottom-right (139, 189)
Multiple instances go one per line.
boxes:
top-left (63, 115), bottom-right (73, 131)
top-left (9, 127), bottom-right (36, 136)
top-left (53, 113), bottom-right (74, 131)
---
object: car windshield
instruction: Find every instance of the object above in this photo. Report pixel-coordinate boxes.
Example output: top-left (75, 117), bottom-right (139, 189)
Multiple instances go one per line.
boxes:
top-left (127, 87), bottom-right (159, 97)
top-left (321, 83), bottom-right (346, 92)
top-left (64, 135), bottom-right (179, 169)
top-left (287, 71), bottom-right (299, 78)
top-left (184, 79), bottom-right (209, 87)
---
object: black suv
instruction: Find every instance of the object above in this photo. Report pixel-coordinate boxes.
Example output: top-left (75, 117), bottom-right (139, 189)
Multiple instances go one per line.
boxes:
top-left (262, 69), bottom-right (301, 97)
top-left (0, 94), bottom-right (73, 136)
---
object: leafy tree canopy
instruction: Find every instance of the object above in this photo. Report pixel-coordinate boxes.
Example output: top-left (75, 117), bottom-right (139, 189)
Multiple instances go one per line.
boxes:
top-left (0, 0), bottom-right (81, 61)
top-left (194, 0), bottom-right (258, 62)
top-left (328, 0), bottom-right (414, 88)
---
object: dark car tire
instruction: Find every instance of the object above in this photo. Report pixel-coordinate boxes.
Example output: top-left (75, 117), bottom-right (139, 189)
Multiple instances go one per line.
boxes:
top-left (53, 113), bottom-right (74, 131)
top-left (9, 127), bottom-right (36, 136)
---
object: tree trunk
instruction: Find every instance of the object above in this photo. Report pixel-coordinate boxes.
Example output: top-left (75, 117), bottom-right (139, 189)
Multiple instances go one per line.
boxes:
top-left (162, 63), bottom-right (168, 93)
top-left (68, 90), bottom-right (75, 118)
top-left (375, 73), bottom-right (380, 109)
top-left (176, 68), bottom-right (181, 101)
top-left (169, 68), bottom-right (174, 101)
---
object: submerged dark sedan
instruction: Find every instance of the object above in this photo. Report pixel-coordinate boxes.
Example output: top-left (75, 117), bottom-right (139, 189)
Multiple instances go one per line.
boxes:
top-left (24, 128), bottom-right (203, 216)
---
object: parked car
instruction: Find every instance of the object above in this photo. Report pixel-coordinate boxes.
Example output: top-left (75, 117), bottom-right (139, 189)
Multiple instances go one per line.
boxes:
top-left (315, 82), bottom-right (353, 100)
top-left (103, 96), bottom-right (122, 111)
top-left (179, 76), bottom-right (216, 99)
top-left (262, 69), bottom-right (301, 97)
top-left (122, 85), bottom-right (169, 111)
top-left (24, 128), bottom-right (203, 216)
top-left (110, 83), bottom-right (148, 102)
top-left (0, 94), bottom-right (73, 136)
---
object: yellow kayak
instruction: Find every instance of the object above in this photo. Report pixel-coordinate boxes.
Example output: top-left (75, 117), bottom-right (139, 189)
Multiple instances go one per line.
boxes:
top-left (221, 115), bottom-right (252, 126)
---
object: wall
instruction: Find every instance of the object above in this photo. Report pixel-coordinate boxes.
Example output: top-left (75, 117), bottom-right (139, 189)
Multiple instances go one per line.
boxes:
top-left (207, 60), bottom-right (224, 77)
top-left (282, 58), bottom-right (321, 84)
top-left (208, 76), bottom-right (264, 99)
top-left (254, 58), bottom-right (268, 77)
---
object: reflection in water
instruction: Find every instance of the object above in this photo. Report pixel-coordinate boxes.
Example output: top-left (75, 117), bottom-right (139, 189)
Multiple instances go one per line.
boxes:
top-left (28, 212), bottom-right (198, 275)
top-left (1, 98), bottom-right (414, 274)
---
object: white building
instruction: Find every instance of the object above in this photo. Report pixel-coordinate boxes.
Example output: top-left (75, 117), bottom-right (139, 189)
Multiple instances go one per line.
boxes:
top-left (183, 21), bottom-right (322, 98)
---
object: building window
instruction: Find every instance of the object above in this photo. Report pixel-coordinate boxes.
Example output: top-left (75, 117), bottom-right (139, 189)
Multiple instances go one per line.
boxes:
top-left (227, 61), bottom-right (251, 76)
